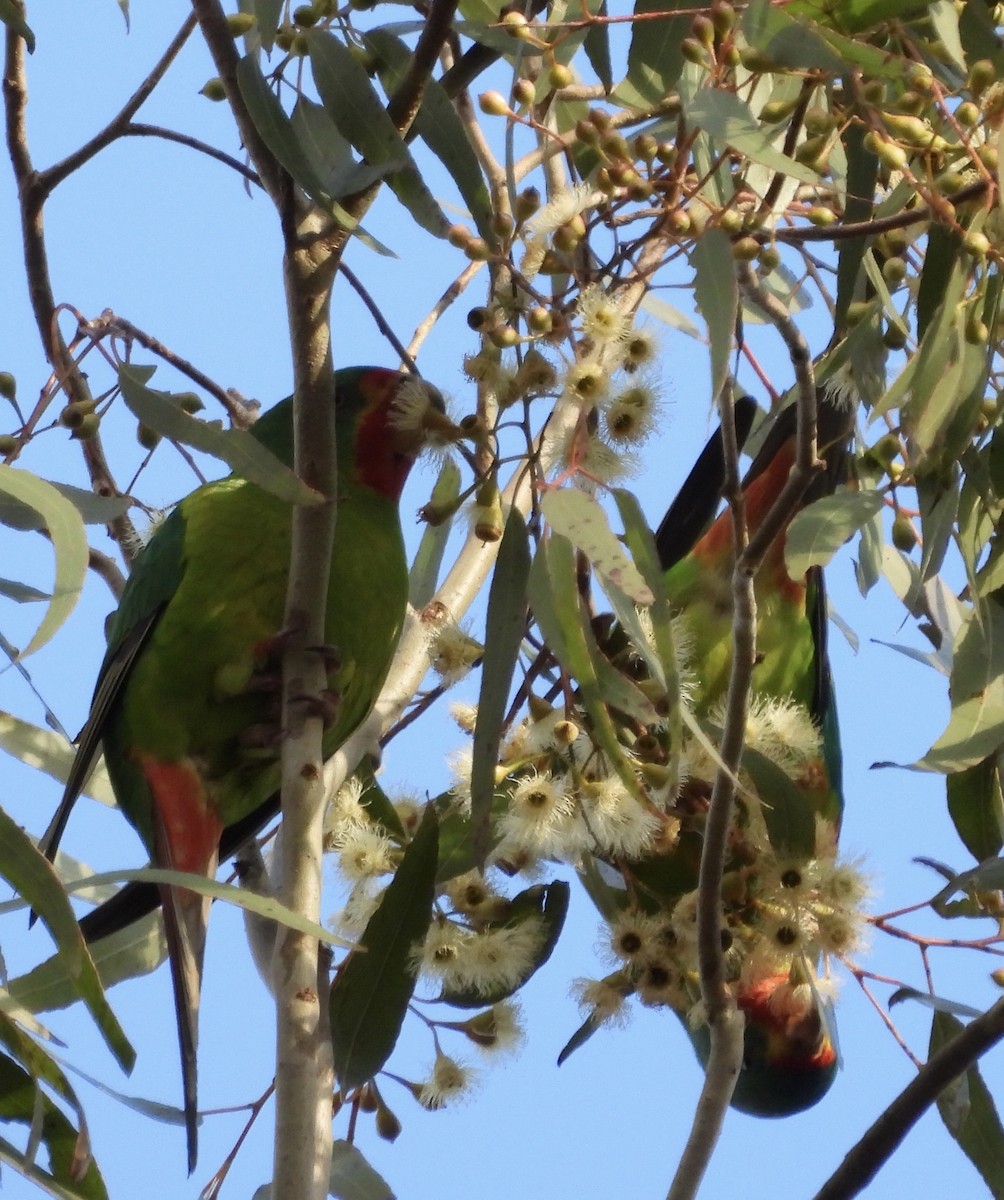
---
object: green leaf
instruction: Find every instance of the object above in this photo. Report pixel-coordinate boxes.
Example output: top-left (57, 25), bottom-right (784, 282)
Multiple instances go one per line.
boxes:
top-left (439, 881), bottom-right (570, 1007)
top-left (471, 511), bottom-right (530, 866)
top-left (329, 1140), bottom-right (395, 1200)
top-left (329, 806), bottom-right (438, 1091)
top-left (118, 365), bottom-right (320, 505)
top-left (917, 686), bottom-right (1004, 773)
top-left (742, 0), bottom-right (844, 70)
top-left (917, 225), bottom-right (962, 343)
top-left (0, 480), bottom-right (129, 530)
top-left (540, 489), bottom-right (654, 604)
top-left (613, 0), bottom-right (689, 108)
top-left (308, 32), bottom-right (449, 238)
top-left (528, 536), bottom-right (646, 802)
top-left (931, 1011), bottom-right (1004, 1199)
top-left (0, 711), bottom-right (115, 806)
top-left (583, 0), bottom-right (613, 91)
top-left (290, 98), bottom-right (384, 198)
top-left (786, 491), bottom-right (885, 575)
top-left (889, 987), bottom-right (981, 1019)
top-left (0, 1053), bottom-right (108, 1200)
top-left (741, 747), bottom-right (817, 858)
top-left (409, 460), bottom-right (460, 607)
top-left (948, 758), bottom-right (1004, 862)
top-left (692, 229), bottom-right (738, 405)
top-left (686, 89), bottom-right (821, 185)
top-left (0, 817), bottom-right (135, 1070)
top-left (365, 30), bottom-right (495, 242)
top-left (0, 468), bottom-right (87, 658)
top-left (9, 910), bottom-right (165, 1013)
top-left (0, 578), bottom-right (47, 602)
top-left (787, 0), bottom-right (929, 35)
top-left (836, 120), bottom-right (878, 332)
top-left (0, 1), bottom-right (34, 52)
top-left (252, 0), bottom-right (283, 50)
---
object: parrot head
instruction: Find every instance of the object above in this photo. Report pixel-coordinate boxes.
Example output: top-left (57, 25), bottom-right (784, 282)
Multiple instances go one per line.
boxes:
top-left (689, 970), bottom-right (838, 1117)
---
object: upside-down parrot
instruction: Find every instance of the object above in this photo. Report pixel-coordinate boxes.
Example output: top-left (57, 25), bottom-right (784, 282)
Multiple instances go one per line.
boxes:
top-left (654, 386), bottom-right (854, 1115)
top-left (42, 367), bottom-right (443, 1170)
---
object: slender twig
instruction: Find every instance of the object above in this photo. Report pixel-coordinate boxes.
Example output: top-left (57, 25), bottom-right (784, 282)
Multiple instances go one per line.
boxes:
top-left (80, 310), bottom-right (256, 426)
top-left (3, 9), bottom-right (138, 553)
top-left (37, 14), bottom-right (197, 195)
top-left (813, 998), bottom-right (1004, 1200)
top-left (339, 264), bottom-right (418, 372)
top-left (123, 123), bottom-right (259, 186)
top-left (665, 386), bottom-right (749, 1200)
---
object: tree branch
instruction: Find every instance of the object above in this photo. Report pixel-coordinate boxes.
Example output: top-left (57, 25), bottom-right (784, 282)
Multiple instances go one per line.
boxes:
top-left (813, 998), bottom-right (1004, 1200)
top-left (36, 13), bottom-right (197, 195)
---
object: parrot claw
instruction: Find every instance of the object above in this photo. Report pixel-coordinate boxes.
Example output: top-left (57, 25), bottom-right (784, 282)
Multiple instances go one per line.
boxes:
top-left (289, 687), bottom-right (341, 727)
top-left (238, 723), bottom-right (284, 750)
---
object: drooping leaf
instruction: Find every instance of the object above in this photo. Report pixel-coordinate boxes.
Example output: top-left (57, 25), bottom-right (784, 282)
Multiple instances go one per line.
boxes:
top-left (9, 911), bottom-right (166, 1013)
top-left (0, 712), bottom-right (115, 807)
top-left (786, 491), bottom-right (885, 575)
top-left (471, 510), bottom-right (530, 866)
top-left (0, 468), bottom-right (87, 658)
top-left (742, 747), bottom-right (817, 858)
top-left (365, 29), bottom-right (495, 242)
top-left (583, 0), bottom-right (613, 91)
top-left (931, 1011), bottom-right (1004, 1200)
top-left (0, 481), bottom-right (129, 530)
top-left (409, 459), bottom-right (460, 607)
top-left (686, 89), bottom-right (821, 185)
top-left (0, 1), bottom-right (34, 52)
top-left (118, 365), bottom-right (320, 505)
top-left (613, 0), bottom-right (690, 108)
top-left (692, 229), bottom-right (738, 406)
top-left (308, 32), bottom-right (449, 238)
top-left (439, 881), bottom-right (570, 1007)
top-left (527, 536), bottom-right (645, 802)
top-left (947, 757), bottom-right (1004, 863)
top-left (329, 806), bottom-right (438, 1091)
top-left (329, 1140), bottom-right (395, 1200)
top-left (889, 987), bottom-right (982, 1019)
top-left (0, 1053), bottom-right (107, 1200)
top-left (540, 489), bottom-right (653, 604)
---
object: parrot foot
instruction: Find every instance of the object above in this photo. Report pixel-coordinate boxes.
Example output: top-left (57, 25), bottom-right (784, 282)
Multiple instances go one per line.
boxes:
top-left (288, 687), bottom-right (341, 727)
top-left (257, 629), bottom-right (341, 675)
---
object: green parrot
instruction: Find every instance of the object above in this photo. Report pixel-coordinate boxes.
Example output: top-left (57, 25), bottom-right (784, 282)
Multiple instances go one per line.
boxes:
top-left (43, 366), bottom-right (443, 1170)
top-left (654, 387), bottom-right (854, 1115)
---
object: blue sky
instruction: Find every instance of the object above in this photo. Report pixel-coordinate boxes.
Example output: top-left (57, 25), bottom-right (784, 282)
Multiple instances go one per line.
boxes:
top-left (1, 4), bottom-right (1002, 1198)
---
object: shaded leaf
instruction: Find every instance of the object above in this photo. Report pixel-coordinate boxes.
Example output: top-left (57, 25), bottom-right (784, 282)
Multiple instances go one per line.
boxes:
top-left (889, 986), bottom-right (982, 1019)
top-left (948, 758), bottom-right (1004, 863)
top-left (329, 1140), bottom-right (395, 1200)
top-left (308, 32), bottom-right (448, 238)
top-left (528, 536), bottom-right (645, 802)
top-left (329, 807), bottom-right (438, 1090)
top-left (440, 881), bottom-right (570, 1008)
top-left (742, 747), bottom-right (817, 858)
top-left (0, 712), bottom-right (115, 807)
top-left (471, 511), bottom-right (530, 866)
top-left (613, 0), bottom-right (689, 108)
top-left (692, 230), bottom-right (738, 405)
top-left (0, 808), bottom-right (132, 1071)
top-left (931, 1011), bottom-right (1004, 1199)
top-left (0, 1053), bottom-right (107, 1200)
top-left (9, 911), bottom-right (165, 1013)
top-left (409, 460), bottom-right (460, 607)
top-left (0, 1), bottom-right (34, 52)
top-left (365, 29), bottom-right (495, 242)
